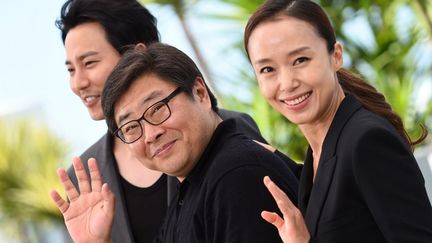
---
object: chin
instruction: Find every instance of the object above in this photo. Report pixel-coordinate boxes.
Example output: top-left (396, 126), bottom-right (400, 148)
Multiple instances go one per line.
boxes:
top-left (88, 111), bottom-right (105, 121)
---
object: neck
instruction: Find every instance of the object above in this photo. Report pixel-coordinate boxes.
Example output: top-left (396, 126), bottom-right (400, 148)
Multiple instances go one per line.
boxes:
top-left (113, 138), bottom-right (163, 188)
top-left (299, 89), bottom-right (345, 170)
top-left (175, 111), bottom-right (222, 183)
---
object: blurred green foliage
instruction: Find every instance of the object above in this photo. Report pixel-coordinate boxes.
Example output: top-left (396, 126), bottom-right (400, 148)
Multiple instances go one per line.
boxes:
top-left (0, 119), bottom-right (67, 242)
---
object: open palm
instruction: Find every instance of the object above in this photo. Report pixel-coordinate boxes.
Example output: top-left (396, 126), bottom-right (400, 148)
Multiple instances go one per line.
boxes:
top-left (50, 157), bottom-right (114, 243)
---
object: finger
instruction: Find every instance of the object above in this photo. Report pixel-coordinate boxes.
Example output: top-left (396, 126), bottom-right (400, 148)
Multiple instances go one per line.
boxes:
top-left (263, 176), bottom-right (295, 213)
top-left (57, 168), bottom-right (80, 202)
top-left (50, 190), bottom-right (70, 214)
top-left (88, 158), bottom-right (103, 192)
top-left (73, 157), bottom-right (91, 194)
top-left (264, 176), bottom-right (297, 217)
top-left (101, 183), bottom-right (115, 221)
top-left (253, 140), bottom-right (276, 152)
top-left (261, 211), bottom-right (285, 229)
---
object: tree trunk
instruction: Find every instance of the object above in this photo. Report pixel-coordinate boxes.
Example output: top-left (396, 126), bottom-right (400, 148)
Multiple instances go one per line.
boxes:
top-left (177, 13), bottom-right (217, 95)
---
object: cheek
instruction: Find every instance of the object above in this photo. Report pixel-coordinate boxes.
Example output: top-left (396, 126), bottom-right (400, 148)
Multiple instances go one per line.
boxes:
top-left (257, 78), bottom-right (276, 100)
top-left (92, 63), bottom-right (115, 88)
top-left (128, 142), bottom-right (146, 158)
top-left (94, 69), bottom-right (110, 87)
top-left (69, 78), bottom-right (79, 95)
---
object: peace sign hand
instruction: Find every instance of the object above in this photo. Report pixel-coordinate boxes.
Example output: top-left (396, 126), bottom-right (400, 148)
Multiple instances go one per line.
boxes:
top-left (261, 176), bottom-right (310, 243)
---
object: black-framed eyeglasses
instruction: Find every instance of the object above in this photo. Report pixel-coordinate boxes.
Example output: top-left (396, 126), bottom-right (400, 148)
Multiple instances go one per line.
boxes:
top-left (114, 87), bottom-right (183, 144)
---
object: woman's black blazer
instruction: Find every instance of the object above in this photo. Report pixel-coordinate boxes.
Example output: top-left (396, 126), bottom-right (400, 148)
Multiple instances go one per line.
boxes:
top-left (300, 94), bottom-right (432, 243)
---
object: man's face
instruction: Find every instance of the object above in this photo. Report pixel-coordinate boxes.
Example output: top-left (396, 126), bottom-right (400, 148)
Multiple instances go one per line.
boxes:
top-left (65, 22), bottom-right (121, 120)
top-left (114, 74), bottom-right (217, 180)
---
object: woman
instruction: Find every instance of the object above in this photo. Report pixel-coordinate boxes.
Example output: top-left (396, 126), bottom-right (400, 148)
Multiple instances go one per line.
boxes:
top-left (244, 0), bottom-right (432, 242)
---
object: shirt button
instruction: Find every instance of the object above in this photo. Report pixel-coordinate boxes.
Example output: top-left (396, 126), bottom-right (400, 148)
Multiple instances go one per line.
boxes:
top-left (178, 199), bottom-right (184, 206)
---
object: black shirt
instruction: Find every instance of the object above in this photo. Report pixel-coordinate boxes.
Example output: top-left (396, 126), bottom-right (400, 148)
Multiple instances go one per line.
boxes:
top-left (154, 119), bottom-right (299, 243)
top-left (121, 173), bottom-right (168, 243)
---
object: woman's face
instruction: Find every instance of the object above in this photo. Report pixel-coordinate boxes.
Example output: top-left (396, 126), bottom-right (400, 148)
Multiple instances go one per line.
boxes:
top-left (247, 16), bottom-right (344, 128)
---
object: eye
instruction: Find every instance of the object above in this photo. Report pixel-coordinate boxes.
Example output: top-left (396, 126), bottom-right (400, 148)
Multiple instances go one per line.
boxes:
top-left (123, 122), bottom-right (140, 134)
top-left (84, 60), bottom-right (98, 68)
top-left (67, 67), bottom-right (75, 75)
top-left (148, 103), bottom-right (166, 116)
top-left (293, 57), bottom-right (310, 65)
top-left (259, 66), bottom-right (274, 74)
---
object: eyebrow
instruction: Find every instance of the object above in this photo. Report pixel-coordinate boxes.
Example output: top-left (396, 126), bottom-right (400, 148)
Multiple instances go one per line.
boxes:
top-left (253, 46), bottom-right (311, 66)
top-left (117, 90), bottom-right (164, 125)
top-left (65, 51), bottom-right (99, 65)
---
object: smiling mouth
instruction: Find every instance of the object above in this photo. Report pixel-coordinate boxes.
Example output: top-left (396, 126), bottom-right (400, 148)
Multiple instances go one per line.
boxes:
top-left (83, 95), bottom-right (100, 106)
top-left (153, 140), bottom-right (176, 158)
top-left (282, 92), bottom-right (312, 106)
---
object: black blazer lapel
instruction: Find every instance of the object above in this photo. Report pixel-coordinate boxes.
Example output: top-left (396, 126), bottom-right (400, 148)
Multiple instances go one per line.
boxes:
top-left (301, 94), bottom-right (362, 236)
top-left (304, 155), bottom-right (337, 235)
top-left (299, 147), bottom-right (313, 215)
top-left (100, 133), bottom-right (135, 243)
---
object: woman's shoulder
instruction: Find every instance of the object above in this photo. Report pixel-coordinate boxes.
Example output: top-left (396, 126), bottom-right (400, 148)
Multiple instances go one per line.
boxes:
top-left (338, 107), bottom-right (409, 153)
top-left (344, 109), bottom-right (413, 159)
top-left (345, 107), bottom-right (397, 137)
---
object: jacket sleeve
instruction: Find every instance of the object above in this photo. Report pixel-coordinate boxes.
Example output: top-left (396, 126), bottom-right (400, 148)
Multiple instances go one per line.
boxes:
top-left (353, 127), bottom-right (432, 242)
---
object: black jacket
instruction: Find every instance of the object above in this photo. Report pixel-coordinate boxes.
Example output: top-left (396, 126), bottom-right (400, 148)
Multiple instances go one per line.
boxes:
top-left (300, 94), bottom-right (432, 243)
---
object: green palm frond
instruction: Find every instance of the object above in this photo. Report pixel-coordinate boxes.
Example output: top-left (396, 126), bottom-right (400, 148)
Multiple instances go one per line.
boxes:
top-left (0, 119), bottom-right (68, 241)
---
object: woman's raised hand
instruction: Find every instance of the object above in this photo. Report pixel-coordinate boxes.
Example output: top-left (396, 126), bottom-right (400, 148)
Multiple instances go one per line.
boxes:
top-left (262, 176), bottom-right (310, 243)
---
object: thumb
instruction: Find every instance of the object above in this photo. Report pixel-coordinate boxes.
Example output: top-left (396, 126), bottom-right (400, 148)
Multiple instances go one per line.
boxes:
top-left (261, 211), bottom-right (285, 229)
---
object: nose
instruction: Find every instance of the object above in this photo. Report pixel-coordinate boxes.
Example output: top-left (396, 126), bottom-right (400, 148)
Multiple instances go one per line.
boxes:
top-left (141, 120), bottom-right (165, 144)
top-left (278, 68), bottom-right (300, 92)
top-left (70, 69), bottom-right (90, 94)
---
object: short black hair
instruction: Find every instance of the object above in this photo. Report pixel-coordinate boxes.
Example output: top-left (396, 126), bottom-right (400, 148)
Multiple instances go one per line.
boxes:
top-left (102, 43), bottom-right (219, 133)
top-left (56, 0), bottom-right (160, 54)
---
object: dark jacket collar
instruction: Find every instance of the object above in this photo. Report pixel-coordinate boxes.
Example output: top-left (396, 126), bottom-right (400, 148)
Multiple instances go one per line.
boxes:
top-left (100, 131), bottom-right (136, 243)
top-left (299, 94), bottom-right (362, 235)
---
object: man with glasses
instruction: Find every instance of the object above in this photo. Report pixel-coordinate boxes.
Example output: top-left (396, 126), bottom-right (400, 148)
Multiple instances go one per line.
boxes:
top-left (51, 43), bottom-right (299, 243)
top-left (115, 87), bottom-right (183, 144)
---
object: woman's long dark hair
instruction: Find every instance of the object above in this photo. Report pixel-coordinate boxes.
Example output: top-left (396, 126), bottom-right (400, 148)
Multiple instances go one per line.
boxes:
top-left (244, 0), bottom-right (427, 150)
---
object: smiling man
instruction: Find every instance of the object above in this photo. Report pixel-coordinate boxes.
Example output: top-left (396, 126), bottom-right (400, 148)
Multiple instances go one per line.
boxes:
top-left (51, 43), bottom-right (299, 243)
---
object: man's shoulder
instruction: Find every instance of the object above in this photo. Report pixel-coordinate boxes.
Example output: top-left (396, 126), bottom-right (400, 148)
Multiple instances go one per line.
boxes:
top-left (80, 132), bottom-right (112, 161)
top-left (68, 132), bottom-right (114, 179)
top-left (203, 134), bottom-right (299, 202)
top-left (218, 108), bottom-right (250, 119)
top-left (209, 135), bottom-right (290, 178)
top-left (218, 108), bottom-right (267, 143)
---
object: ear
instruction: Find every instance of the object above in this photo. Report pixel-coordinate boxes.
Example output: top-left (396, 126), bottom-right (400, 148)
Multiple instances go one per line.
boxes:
top-left (134, 43), bottom-right (146, 50)
top-left (193, 77), bottom-right (212, 109)
top-left (332, 42), bottom-right (343, 71)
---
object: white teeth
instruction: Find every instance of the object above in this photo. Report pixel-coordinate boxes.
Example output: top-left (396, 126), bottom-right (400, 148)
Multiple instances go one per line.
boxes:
top-left (285, 93), bottom-right (310, 106)
top-left (85, 96), bottom-right (97, 102)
